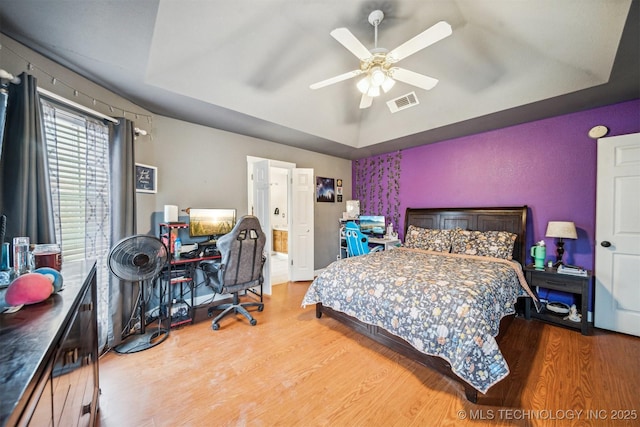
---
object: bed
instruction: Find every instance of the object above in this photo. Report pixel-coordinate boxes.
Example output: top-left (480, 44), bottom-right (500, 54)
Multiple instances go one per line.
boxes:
top-left (302, 206), bottom-right (535, 403)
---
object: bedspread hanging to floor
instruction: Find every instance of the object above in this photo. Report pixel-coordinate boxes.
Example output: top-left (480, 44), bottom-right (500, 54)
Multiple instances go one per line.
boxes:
top-left (302, 247), bottom-right (535, 393)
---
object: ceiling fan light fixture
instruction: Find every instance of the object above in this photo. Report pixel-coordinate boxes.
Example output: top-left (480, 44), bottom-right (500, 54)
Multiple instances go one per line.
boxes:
top-left (381, 76), bottom-right (395, 93)
top-left (370, 67), bottom-right (386, 86)
top-left (367, 85), bottom-right (380, 97)
top-left (356, 76), bottom-right (370, 94)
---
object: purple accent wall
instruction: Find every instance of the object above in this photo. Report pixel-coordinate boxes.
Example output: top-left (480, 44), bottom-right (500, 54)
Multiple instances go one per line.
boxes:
top-left (354, 99), bottom-right (640, 271)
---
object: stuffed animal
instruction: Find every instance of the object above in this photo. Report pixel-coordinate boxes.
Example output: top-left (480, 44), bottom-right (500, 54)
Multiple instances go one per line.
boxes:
top-left (4, 269), bottom-right (63, 306)
top-left (34, 267), bottom-right (64, 292)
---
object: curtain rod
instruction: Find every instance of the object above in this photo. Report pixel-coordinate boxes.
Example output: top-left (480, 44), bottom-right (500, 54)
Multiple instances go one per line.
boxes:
top-left (37, 87), bottom-right (119, 124)
top-left (0, 69), bottom-right (21, 84)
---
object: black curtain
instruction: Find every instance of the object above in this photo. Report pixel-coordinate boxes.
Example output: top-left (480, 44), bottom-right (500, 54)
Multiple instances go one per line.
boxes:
top-left (107, 118), bottom-right (137, 347)
top-left (0, 72), bottom-right (55, 249)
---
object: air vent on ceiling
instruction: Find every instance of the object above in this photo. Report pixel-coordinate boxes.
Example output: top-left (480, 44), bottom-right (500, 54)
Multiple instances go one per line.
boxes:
top-left (387, 91), bottom-right (419, 113)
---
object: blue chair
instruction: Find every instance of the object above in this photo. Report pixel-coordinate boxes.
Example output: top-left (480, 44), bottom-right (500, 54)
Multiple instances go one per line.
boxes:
top-left (345, 221), bottom-right (384, 257)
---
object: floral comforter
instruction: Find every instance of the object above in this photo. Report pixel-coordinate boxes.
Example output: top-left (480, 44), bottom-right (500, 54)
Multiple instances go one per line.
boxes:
top-left (301, 247), bottom-right (535, 394)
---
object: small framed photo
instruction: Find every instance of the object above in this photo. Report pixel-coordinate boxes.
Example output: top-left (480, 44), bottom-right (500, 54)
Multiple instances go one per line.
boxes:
top-left (337, 179), bottom-right (343, 187)
top-left (135, 163), bottom-right (157, 193)
top-left (316, 177), bottom-right (335, 203)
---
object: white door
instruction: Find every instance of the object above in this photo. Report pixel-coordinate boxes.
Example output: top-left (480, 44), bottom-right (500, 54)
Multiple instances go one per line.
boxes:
top-left (290, 168), bottom-right (315, 281)
top-left (252, 160), bottom-right (272, 295)
top-left (595, 132), bottom-right (640, 336)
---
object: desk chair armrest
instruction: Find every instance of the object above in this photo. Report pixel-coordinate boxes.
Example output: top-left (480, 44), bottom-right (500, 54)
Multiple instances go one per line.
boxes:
top-left (200, 260), bottom-right (224, 293)
top-left (200, 260), bottom-right (222, 273)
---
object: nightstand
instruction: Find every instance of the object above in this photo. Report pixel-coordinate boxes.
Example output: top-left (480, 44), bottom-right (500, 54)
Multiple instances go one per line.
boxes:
top-left (523, 265), bottom-right (592, 335)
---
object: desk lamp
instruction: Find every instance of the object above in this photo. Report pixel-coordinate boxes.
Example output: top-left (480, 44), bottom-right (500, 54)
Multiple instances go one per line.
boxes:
top-left (545, 221), bottom-right (577, 266)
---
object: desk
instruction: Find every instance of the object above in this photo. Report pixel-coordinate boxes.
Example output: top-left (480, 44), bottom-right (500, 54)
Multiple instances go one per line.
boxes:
top-left (158, 222), bottom-right (224, 327)
top-left (164, 255), bottom-right (221, 327)
top-left (368, 237), bottom-right (401, 250)
top-left (338, 218), bottom-right (401, 259)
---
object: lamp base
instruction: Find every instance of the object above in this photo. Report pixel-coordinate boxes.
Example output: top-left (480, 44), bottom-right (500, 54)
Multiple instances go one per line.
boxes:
top-left (555, 238), bottom-right (566, 267)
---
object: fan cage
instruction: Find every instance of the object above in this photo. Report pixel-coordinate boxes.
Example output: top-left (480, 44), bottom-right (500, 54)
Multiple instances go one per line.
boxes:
top-left (108, 235), bottom-right (168, 282)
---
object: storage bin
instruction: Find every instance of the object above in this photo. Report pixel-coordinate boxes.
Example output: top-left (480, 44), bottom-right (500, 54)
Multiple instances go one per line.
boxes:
top-left (537, 287), bottom-right (576, 306)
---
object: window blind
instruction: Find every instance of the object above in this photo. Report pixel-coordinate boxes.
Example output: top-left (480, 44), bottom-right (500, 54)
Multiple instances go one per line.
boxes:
top-left (41, 99), bottom-right (111, 343)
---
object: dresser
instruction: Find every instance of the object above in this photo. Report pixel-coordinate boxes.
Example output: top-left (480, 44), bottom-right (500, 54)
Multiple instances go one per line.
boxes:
top-left (0, 260), bottom-right (99, 426)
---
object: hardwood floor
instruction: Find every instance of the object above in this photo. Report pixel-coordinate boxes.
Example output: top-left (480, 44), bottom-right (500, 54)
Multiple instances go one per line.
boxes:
top-left (98, 281), bottom-right (640, 427)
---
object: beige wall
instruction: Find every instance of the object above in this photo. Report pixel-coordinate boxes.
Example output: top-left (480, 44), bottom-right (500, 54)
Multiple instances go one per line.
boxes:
top-left (138, 115), bottom-right (352, 268)
top-left (1, 33), bottom-right (351, 269)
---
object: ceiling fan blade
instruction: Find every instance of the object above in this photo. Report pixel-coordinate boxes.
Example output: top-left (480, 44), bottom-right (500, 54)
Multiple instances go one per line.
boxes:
top-left (387, 21), bottom-right (452, 63)
top-left (330, 28), bottom-right (372, 61)
top-left (359, 93), bottom-right (373, 109)
top-left (310, 70), bottom-right (363, 90)
top-left (390, 67), bottom-right (439, 91)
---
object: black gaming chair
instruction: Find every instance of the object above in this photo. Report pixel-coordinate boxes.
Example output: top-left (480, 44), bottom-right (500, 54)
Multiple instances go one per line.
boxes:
top-left (201, 215), bottom-right (266, 330)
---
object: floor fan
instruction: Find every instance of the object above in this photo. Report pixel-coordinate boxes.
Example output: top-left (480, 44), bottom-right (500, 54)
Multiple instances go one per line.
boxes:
top-left (109, 234), bottom-right (169, 354)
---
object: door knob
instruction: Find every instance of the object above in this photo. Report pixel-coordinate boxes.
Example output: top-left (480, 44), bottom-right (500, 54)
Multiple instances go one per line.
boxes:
top-left (601, 241), bottom-right (612, 247)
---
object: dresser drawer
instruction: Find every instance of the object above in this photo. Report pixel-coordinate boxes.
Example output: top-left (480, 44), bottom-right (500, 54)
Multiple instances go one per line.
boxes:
top-left (527, 271), bottom-right (585, 293)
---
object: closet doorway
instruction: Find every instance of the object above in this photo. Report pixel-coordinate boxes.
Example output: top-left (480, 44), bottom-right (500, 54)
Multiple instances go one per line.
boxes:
top-left (270, 167), bottom-right (289, 285)
top-left (247, 156), bottom-right (314, 295)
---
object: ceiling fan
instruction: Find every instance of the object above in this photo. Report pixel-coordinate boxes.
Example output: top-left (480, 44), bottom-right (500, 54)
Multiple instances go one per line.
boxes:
top-left (310, 10), bottom-right (452, 109)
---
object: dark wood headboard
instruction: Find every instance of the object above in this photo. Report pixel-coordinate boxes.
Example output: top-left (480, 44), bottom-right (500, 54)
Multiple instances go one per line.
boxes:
top-left (405, 206), bottom-right (528, 265)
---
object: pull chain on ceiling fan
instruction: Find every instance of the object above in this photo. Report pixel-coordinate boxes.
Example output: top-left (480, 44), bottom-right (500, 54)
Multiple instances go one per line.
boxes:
top-left (310, 10), bottom-right (452, 109)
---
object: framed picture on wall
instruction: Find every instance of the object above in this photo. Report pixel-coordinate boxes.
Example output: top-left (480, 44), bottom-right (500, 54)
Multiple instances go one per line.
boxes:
top-left (135, 163), bottom-right (157, 193)
top-left (336, 178), bottom-right (343, 202)
top-left (316, 177), bottom-right (335, 202)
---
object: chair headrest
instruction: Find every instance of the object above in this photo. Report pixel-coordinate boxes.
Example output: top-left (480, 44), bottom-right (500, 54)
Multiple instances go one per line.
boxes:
top-left (217, 215), bottom-right (266, 254)
top-left (345, 221), bottom-right (359, 230)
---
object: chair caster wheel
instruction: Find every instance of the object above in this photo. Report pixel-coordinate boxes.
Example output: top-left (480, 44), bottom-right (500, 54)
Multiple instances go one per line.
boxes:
top-left (258, 306), bottom-right (264, 312)
top-left (212, 323), bottom-right (220, 330)
top-left (250, 319), bottom-right (257, 326)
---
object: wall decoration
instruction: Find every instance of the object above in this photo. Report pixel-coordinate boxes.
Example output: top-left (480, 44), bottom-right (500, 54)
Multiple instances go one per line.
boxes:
top-left (354, 151), bottom-right (402, 231)
top-left (316, 177), bottom-right (335, 202)
top-left (135, 163), bottom-right (157, 193)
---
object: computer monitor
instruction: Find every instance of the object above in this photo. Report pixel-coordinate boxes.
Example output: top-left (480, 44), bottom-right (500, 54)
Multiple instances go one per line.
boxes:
top-left (189, 208), bottom-right (236, 242)
top-left (359, 215), bottom-right (385, 236)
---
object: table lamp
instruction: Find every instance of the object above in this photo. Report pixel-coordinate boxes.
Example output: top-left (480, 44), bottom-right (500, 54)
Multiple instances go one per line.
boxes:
top-left (545, 221), bottom-right (578, 266)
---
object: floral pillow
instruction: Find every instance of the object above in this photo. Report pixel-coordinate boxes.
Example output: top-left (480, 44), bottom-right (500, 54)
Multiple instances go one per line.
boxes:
top-left (451, 229), bottom-right (517, 260)
top-left (404, 225), bottom-right (452, 252)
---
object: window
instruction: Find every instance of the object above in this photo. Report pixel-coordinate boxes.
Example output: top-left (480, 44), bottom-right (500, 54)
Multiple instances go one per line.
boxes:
top-left (41, 99), bottom-right (111, 344)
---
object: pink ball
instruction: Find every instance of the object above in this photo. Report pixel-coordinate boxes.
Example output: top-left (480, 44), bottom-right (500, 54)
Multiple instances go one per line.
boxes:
top-left (5, 273), bottom-right (54, 306)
